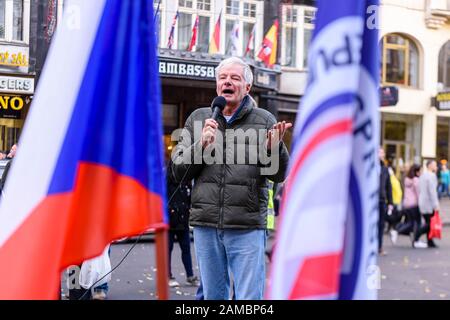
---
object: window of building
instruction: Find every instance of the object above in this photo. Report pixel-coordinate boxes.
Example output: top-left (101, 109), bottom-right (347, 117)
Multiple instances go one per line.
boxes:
top-left (179, 0), bottom-right (193, 8)
top-left (281, 5), bottom-right (315, 69)
top-left (0, 0), bottom-right (27, 42)
top-left (175, 0), bottom-right (213, 52)
top-left (224, 0), bottom-right (259, 57)
top-left (12, 0), bottom-right (23, 41)
top-left (0, 1), bottom-right (5, 39)
top-left (243, 3), bottom-right (256, 18)
top-left (226, 0), bottom-right (239, 15)
top-left (438, 41), bottom-right (450, 90)
top-left (177, 12), bottom-right (191, 50)
top-left (381, 34), bottom-right (419, 88)
top-left (197, 15), bottom-right (210, 52)
top-left (197, 0), bottom-right (210, 11)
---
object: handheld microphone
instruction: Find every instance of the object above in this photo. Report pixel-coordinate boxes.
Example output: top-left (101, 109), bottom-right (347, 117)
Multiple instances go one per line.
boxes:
top-left (211, 96), bottom-right (227, 121)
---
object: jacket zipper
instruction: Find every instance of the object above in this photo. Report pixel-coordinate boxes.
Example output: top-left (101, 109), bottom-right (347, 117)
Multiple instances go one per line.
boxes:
top-left (219, 119), bottom-right (227, 229)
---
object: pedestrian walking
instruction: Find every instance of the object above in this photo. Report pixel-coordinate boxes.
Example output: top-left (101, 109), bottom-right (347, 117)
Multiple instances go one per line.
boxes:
top-left (166, 168), bottom-right (200, 288)
top-left (379, 147), bottom-right (393, 256)
top-left (438, 161), bottom-right (450, 198)
top-left (386, 166), bottom-right (403, 232)
top-left (415, 160), bottom-right (440, 248)
top-left (172, 57), bottom-right (290, 300)
top-left (390, 164), bottom-right (422, 245)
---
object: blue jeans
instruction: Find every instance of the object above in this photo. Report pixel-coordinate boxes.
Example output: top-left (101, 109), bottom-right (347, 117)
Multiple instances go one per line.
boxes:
top-left (439, 183), bottom-right (449, 198)
top-left (193, 226), bottom-right (266, 300)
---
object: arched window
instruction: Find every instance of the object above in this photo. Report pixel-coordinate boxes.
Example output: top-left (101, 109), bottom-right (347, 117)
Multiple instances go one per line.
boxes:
top-left (381, 34), bottom-right (419, 88)
top-left (438, 41), bottom-right (450, 89)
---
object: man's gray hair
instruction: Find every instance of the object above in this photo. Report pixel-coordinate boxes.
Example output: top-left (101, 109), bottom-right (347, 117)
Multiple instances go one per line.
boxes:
top-left (215, 57), bottom-right (253, 85)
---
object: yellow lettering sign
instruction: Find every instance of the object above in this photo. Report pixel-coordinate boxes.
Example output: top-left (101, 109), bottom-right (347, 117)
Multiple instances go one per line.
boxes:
top-left (0, 51), bottom-right (28, 67)
top-left (10, 97), bottom-right (23, 110)
top-left (0, 95), bottom-right (24, 111)
top-left (0, 96), bottom-right (10, 109)
top-left (437, 93), bottom-right (450, 102)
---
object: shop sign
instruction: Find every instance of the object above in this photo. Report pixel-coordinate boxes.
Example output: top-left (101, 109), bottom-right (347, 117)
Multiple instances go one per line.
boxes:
top-left (380, 86), bottom-right (398, 107)
top-left (0, 76), bottom-right (34, 95)
top-left (254, 69), bottom-right (277, 90)
top-left (0, 46), bottom-right (29, 73)
top-left (0, 94), bottom-right (32, 119)
top-left (46, 0), bottom-right (58, 43)
top-left (436, 92), bottom-right (450, 111)
top-left (159, 60), bottom-right (216, 80)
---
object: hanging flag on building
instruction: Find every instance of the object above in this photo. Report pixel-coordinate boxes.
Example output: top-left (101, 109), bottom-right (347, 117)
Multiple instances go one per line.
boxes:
top-left (268, 0), bottom-right (380, 300)
top-left (0, 0), bottom-right (167, 299)
top-left (229, 20), bottom-right (241, 56)
top-left (244, 24), bottom-right (256, 58)
top-left (167, 10), bottom-right (179, 49)
top-left (208, 11), bottom-right (222, 54)
top-left (257, 20), bottom-right (278, 67)
top-left (187, 15), bottom-right (200, 51)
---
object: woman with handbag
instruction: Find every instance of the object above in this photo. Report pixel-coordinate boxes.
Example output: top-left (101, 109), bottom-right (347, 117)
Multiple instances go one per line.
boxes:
top-left (390, 164), bottom-right (422, 246)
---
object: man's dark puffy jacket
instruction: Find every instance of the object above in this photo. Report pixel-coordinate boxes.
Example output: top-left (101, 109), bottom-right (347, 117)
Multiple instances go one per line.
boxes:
top-left (171, 96), bottom-right (289, 230)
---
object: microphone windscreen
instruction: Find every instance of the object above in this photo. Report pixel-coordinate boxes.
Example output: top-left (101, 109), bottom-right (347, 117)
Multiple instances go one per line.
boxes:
top-left (211, 96), bottom-right (227, 111)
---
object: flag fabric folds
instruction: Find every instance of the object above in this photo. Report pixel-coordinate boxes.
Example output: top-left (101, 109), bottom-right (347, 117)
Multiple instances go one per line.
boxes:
top-left (0, 0), bottom-right (166, 299)
top-left (257, 20), bottom-right (278, 67)
top-left (244, 24), bottom-right (256, 58)
top-left (229, 21), bottom-right (241, 56)
top-left (167, 10), bottom-right (179, 49)
top-left (208, 11), bottom-right (221, 54)
top-left (268, 0), bottom-right (380, 300)
top-left (188, 15), bottom-right (199, 51)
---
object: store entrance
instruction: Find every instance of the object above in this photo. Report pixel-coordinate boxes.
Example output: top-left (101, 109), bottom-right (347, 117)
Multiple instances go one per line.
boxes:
top-left (383, 142), bottom-right (412, 176)
top-left (381, 114), bottom-right (422, 178)
top-left (0, 119), bottom-right (23, 153)
top-left (437, 117), bottom-right (450, 163)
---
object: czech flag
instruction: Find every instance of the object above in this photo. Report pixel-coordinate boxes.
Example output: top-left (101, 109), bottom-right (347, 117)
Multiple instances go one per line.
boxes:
top-left (0, 0), bottom-right (167, 299)
top-left (268, 0), bottom-right (380, 300)
top-left (257, 20), bottom-right (278, 67)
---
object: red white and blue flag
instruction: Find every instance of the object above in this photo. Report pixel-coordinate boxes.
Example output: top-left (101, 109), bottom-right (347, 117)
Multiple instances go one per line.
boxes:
top-left (187, 15), bottom-right (200, 51)
top-left (0, 0), bottom-right (167, 299)
top-left (167, 10), bottom-right (179, 49)
top-left (269, 0), bottom-right (380, 300)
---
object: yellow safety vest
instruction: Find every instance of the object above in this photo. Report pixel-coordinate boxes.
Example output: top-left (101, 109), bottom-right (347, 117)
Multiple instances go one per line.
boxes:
top-left (267, 180), bottom-right (275, 230)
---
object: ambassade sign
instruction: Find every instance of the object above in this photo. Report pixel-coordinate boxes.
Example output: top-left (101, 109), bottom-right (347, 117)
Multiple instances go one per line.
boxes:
top-left (0, 75), bottom-right (34, 95)
top-left (159, 60), bottom-right (216, 80)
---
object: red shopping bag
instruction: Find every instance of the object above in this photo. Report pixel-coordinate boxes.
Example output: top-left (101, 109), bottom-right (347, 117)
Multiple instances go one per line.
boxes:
top-left (428, 211), bottom-right (442, 240)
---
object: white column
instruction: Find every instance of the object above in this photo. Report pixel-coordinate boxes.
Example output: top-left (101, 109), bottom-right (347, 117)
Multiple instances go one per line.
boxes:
top-left (422, 109), bottom-right (437, 159)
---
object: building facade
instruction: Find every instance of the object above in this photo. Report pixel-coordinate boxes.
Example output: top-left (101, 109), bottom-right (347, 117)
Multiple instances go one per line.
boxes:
top-left (379, 0), bottom-right (450, 174)
top-left (18, 0), bottom-right (450, 175)
top-left (0, 0), bottom-right (33, 151)
top-left (0, 0), bottom-right (63, 152)
top-left (275, 0), bottom-right (450, 174)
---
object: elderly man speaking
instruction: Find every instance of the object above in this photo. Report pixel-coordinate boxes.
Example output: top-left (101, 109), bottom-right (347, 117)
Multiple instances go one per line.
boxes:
top-left (171, 57), bottom-right (290, 300)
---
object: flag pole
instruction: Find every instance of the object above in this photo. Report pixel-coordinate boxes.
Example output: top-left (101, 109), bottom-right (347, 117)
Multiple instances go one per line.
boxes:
top-left (155, 227), bottom-right (169, 300)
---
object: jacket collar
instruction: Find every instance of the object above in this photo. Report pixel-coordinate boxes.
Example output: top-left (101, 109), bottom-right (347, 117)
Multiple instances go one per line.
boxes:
top-left (227, 95), bottom-right (255, 124)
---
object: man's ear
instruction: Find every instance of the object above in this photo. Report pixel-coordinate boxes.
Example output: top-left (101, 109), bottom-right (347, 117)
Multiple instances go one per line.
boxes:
top-left (246, 83), bottom-right (251, 94)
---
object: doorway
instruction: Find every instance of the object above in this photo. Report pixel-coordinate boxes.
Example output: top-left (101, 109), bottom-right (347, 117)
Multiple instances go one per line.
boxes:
top-left (0, 119), bottom-right (23, 153)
